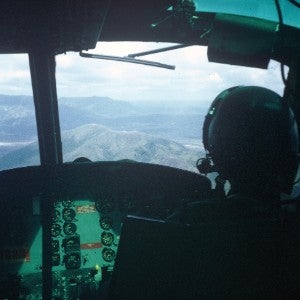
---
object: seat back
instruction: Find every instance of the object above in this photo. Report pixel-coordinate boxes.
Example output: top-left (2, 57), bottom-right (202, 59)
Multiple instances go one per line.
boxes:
top-left (108, 214), bottom-right (287, 299)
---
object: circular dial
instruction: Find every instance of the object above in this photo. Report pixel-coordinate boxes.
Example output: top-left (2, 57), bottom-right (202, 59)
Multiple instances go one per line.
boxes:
top-left (101, 231), bottom-right (114, 247)
top-left (102, 247), bottom-right (116, 262)
top-left (95, 195), bottom-right (114, 214)
top-left (99, 216), bottom-right (113, 230)
top-left (65, 253), bottom-right (81, 270)
top-left (52, 253), bottom-right (60, 266)
top-left (62, 199), bottom-right (74, 208)
top-left (51, 223), bottom-right (62, 237)
top-left (63, 236), bottom-right (80, 252)
top-left (63, 222), bottom-right (77, 235)
top-left (96, 202), bottom-right (114, 214)
top-left (62, 208), bottom-right (76, 222)
top-left (52, 209), bottom-right (61, 222)
top-left (52, 239), bottom-right (59, 252)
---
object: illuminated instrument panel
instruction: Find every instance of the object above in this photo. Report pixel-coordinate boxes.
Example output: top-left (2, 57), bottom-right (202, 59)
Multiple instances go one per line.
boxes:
top-left (0, 162), bottom-right (212, 299)
top-left (0, 196), bottom-right (123, 299)
top-left (53, 198), bottom-right (121, 270)
top-left (50, 197), bottom-right (122, 299)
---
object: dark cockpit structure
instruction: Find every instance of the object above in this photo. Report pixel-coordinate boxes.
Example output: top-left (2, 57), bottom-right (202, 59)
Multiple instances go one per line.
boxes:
top-left (0, 1), bottom-right (300, 299)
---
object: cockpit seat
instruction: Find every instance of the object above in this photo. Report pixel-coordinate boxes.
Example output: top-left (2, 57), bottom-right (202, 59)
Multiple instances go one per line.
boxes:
top-left (107, 208), bottom-right (300, 299)
top-left (177, 197), bottom-right (300, 299)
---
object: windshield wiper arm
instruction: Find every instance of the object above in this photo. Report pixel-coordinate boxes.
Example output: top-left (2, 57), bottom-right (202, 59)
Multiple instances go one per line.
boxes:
top-left (127, 44), bottom-right (191, 58)
top-left (80, 51), bottom-right (175, 70)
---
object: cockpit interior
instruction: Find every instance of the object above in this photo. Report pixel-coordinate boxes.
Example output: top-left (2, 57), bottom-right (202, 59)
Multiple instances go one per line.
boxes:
top-left (0, 1), bottom-right (300, 299)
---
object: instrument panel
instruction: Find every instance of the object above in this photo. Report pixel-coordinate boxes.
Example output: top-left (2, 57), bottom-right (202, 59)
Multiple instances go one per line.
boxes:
top-left (52, 197), bottom-right (121, 269)
top-left (50, 196), bottom-right (122, 299)
top-left (0, 161), bottom-right (212, 299)
top-left (0, 196), bottom-right (123, 299)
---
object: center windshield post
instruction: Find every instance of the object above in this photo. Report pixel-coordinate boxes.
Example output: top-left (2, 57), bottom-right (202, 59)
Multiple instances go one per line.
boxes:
top-left (29, 50), bottom-right (63, 300)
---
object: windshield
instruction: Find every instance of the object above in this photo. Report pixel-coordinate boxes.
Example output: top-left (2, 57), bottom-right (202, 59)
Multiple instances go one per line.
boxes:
top-left (0, 54), bottom-right (38, 170)
top-left (55, 42), bottom-right (285, 173)
top-left (0, 43), bottom-right (285, 172)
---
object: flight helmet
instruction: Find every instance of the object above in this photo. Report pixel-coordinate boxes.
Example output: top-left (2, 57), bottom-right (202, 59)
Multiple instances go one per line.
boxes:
top-left (202, 86), bottom-right (299, 194)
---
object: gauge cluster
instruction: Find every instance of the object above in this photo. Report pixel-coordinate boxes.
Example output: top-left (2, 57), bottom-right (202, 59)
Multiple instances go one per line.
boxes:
top-left (49, 184), bottom-right (187, 299)
top-left (50, 197), bottom-right (121, 275)
top-left (39, 195), bottom-right (121, 298)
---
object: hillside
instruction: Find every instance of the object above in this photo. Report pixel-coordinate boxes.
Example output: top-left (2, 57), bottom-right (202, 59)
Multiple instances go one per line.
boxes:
top-left (0, 95), bottom-right (138, 142)
top-left (0, 124), bottom-right (204, 172)
top-left (0, 94), bottom-right (205, 159)
top-left (0, 94), bottom-right (36, 142)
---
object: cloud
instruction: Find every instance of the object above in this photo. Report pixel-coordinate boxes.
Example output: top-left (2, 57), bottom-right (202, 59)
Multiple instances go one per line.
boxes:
top-left (0, 70), bottom-right (30, 83)
top-left (0, 43), bottom-right (285, 103)
top-left (56, 55), bottom-right (74, 69)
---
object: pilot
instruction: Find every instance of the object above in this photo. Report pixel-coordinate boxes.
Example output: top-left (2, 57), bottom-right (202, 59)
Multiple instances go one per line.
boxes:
top-left (184, 86), bottom-right (300, 298)
top-left (199, 85), bottom-right (299, 206)
top-left (167, 85), bottom-right (299, 224)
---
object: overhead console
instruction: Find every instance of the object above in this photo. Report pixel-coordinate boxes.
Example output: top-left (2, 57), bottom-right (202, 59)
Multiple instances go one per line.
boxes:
top-left (207, 14), bottom-right (277, 69)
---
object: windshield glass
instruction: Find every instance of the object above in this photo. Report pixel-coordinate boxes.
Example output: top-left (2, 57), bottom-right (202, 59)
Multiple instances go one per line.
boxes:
top-left (54, 42), bottom-right (284, 173)
top-left (0, 43), bottom-right (286, 172)
top-left (0, 54), bottom-right (38, 170)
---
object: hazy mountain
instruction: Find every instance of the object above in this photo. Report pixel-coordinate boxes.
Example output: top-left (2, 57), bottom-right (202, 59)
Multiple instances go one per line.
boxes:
top-left (0, 95), bottom-right (140, 141)
top-left (0, 141), bottom-right (33, 157)
top-left (0, 94), bottom-right (37, 141)
top-left (0, 94), bottom-right (205, 138)
top-left (0, 94), bottom-right (207, 171)
top-left (59, 97), bottom-right (206, 145)
top-left (58, 96), bottom-right (140, 130)
top-left (62, 124), bottom-right (203, 171)
top-left (59, 96), bottom-right (138, 115)
top-left (0, 124), bottom-right (204, 172)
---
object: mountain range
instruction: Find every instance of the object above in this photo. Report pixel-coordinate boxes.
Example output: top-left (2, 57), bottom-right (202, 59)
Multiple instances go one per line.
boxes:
top-left (0, 124), bottom-right (203, 172)
top-left (0, 94), bottom-right (207, 171)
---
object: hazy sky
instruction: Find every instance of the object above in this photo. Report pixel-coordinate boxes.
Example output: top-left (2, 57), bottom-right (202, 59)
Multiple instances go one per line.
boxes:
top-left (0, 42), bottom-right (285, 105)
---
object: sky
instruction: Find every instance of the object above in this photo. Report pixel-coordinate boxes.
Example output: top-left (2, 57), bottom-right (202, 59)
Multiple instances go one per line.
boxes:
top-left (0, 42), bottom-right (285, 105)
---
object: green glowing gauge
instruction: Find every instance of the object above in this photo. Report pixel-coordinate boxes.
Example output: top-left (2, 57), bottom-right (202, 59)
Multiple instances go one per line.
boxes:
top-left (96, 201), bottom-right (114, 214)
top-left (95, 194), bottom-right (115, 214)
top-left (99, 216), bottom-right (113, 230)
top-left (101, 231), bottom-right (114, 247)
top-left (51, 223), bottom-right (62, 237)
top-left (102, 247), bottom-right (116, 262)
top-left (52, 239), bottom-right (59, 252)
top-left (52, 253), bottom-right (60, 266)
top-left (64, 252), bottom-right (81, 270)
top-left (62, 208), bottom-right (76, 222)
top-left (52, 209), bottom-right (61, 222)
top-left (62, 236), bottom-right (80, 252)
top-left (62, 199), bottom-right (74, 208)
top-left (63, 222), bottom-right (77, 235)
